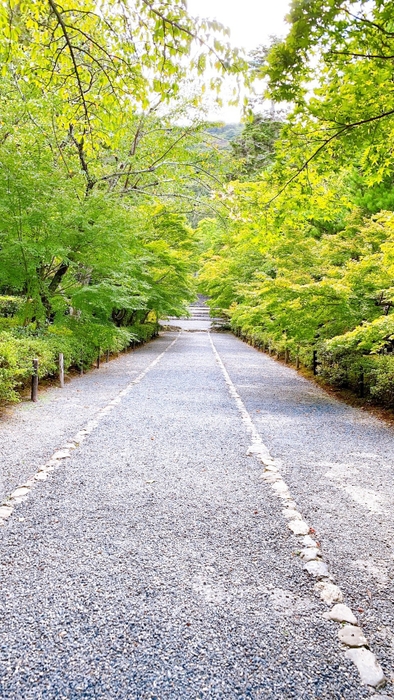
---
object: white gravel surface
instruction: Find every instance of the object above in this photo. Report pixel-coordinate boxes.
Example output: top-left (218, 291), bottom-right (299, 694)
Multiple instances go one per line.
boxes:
top-left (0, 329), bottom-right (392, 697)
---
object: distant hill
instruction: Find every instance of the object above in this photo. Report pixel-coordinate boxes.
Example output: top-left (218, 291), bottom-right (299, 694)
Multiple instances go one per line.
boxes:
top-left (207, 123), bottom-right (244, 145)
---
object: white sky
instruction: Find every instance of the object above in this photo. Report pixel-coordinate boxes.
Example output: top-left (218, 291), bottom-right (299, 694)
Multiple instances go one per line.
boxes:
top-left (187, 0), bottom-right (291, 121)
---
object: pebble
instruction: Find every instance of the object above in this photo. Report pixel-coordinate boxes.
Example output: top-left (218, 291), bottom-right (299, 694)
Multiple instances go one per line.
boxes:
top-left (304, 560), bottom-right (329, 578)
top-left (282, 508), bottom-right (303, 520)
top-left (34, 472), bottom-right (48, 481)
top-left (262, 473), bottom-right (281, 484)
top-left (300, 547), bottom-right (321, 562)
top-left (288, 519), bottom-right (309, 535)
top-left (271, 480), bottom-right (289, 494)
top-left (338, 625), bottom-right (368, 647)
top-left (247, 443), bottom-right (269, 457)
top-left (315, 581), bottom-right (343, 604)
top-left (323, 604), bottom-right (358, 625)
top-left (345, 648), bottom-right (386, 688)
top-left (51, 449), bottom-right (71, 460)
top-left (0, 506), bottom-right (13, 519)
top-left (301, 535), bottom-right (317, 548)
top-left (11, 487), bottom-right (30, 499)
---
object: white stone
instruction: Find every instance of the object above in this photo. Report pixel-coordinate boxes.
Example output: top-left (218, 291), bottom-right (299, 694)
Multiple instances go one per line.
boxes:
top-left (261, 457), bottom-right (277, 466)
top-left (301, 535), bottom-right (317, 548)
top-left (247, 443), bottom-right (270, 459)
top-left (272, 481), bottom-right (292, 499)
top-left (45, 459), bottom-right (59, 468)
top-left (345, 648), bottom-right (386, 688)
top-left (282, 508), bottom-right (302, 520)
top-left (35, 472), bottom-right (47, 481)
top-left (288, 519), bottom-right (309, 535)
top-left (338, 625), bottom-right (367, 647)
top-left (11, 487), bottom-right (29, 499)
top-left (73, 431), bottom-right (88, 442)
top-left (304, 560), bottom-right (329, 578)
top-left (323, 604), bottom-right (357, 625)
top-left (0, 506), bottom-right (13, 519)
top-left (262, 473), bottom-right (281, 484)
top-left (51, 449), bottom-right (71, 460)
top-left (315, 581), bottom-right (343, 604)
top-left (300, 547), bottom-right (321, 562)
top-left (286, 500), bottom-right (298, 509)
top-left (369, 695), bottom-right (392, 699)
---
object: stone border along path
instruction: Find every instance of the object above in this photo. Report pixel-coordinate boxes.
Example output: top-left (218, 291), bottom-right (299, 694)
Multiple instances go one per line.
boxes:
top-left (0, 334), bottom-right (178, 525)
top-left (208, 333), bottom-right (389, 695)
top-left (0, 327), bottom-right (391, 696)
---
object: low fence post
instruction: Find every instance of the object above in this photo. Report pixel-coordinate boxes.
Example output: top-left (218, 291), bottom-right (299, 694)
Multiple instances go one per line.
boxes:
top-left (313, 350), bottom-right (318, 375)
top-left (97, 348), bottom-right (101, 369)
top-left (59, 352), bottom-right (64, 388)
top-left (31, 358), bottom-right (39, 402)
top-left (106, 349), bottom-right (110, 363)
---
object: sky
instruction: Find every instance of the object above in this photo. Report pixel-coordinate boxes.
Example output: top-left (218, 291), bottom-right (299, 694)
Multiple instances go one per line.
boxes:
top-left (186, 0), bottom-right (291, 122)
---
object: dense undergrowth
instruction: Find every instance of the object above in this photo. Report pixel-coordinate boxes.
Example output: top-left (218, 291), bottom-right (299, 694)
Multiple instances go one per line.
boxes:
top-left (0, 305), bottom-right (159, 402)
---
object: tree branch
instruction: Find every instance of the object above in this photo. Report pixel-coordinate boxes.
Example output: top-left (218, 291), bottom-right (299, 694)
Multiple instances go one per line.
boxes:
top-left (48, 0), bottom-right (92, 131)
top-left (266, 107), bottom-right (394, 206)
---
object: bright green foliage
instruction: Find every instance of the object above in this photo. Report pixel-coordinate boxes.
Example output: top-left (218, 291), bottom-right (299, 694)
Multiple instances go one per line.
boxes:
top-left (198, 147), bottom-right (394, 405)
top-left (0, 0), bottom-right (244, 402)
top-left (196, 0), bottom-right (394, 408)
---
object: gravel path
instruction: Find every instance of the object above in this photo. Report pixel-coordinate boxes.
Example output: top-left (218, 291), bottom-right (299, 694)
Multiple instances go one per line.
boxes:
top-left (0, 337), bottom-right (172, 503)
top-left (0, 329), bottom-right (392, 697)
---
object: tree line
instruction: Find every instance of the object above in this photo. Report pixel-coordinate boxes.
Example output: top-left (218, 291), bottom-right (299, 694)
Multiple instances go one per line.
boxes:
top-left (0, 0), bottom-right (242, 400)
top-left (198, 0), bottom-right (394, 407)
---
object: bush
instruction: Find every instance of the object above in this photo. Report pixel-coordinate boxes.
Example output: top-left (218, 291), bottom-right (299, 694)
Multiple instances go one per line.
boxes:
top-left (369, 356), bottom-right (394, 406)
top-left (0, 320), bottom-right (159, 403)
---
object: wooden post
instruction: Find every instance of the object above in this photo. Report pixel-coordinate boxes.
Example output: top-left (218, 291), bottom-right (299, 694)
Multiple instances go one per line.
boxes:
top-left (31, 358), bottom-right (38, 402)
top-left (285, 349), bottom-right (289, 364)
top-left (313, 350), bottom-right (318, 375)
top-left (97, 348), bottom-right (100, 369)
top-left (80, 351), bottom-right (83, 376)
top-left (106, 349), bottom-right (110, 363)
top-left (296, 356), bottom-right (300, 369)
top-left (59, 353), bottom-right (64, 388)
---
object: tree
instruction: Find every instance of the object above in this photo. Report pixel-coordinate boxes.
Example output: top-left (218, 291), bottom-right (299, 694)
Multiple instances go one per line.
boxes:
top-left (0, 0), bottom-right (245, 328)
